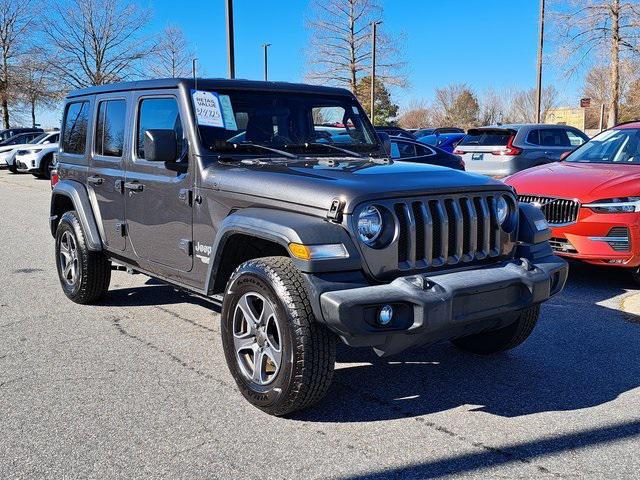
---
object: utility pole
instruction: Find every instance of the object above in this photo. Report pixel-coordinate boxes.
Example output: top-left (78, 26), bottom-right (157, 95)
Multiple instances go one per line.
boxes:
top-left (263, 43), bottom-right (271, 81)
top-left (192, 58), bottom-right (197, 89)
top-left (535, 0), bottom-right (545, 123)
top-left (370, 21), bottom-right (382, 125)
top-left (226, 0), bottom-right (235, 79)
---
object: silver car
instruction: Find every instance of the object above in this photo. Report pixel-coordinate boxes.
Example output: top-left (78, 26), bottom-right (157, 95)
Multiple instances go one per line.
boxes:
top-left (454, 124), bottom-right (589, 178)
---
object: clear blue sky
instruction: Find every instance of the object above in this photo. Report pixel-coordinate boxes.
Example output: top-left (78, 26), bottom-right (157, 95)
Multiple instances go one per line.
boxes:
top-left (38, 0), bottom-right (580, 128)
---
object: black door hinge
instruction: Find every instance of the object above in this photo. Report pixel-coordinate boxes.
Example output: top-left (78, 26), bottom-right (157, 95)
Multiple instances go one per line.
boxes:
top-left (179, 239), bottom-right (193, 256)
top-left (115, 179), bottom-right (124, 194)
top-left (116, 222), bottom-right (127, 237)
top-left (178, 188), bottom-right (192, 206)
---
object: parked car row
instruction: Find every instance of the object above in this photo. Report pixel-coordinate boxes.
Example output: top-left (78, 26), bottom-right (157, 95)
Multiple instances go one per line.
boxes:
top-left (0, 128), bottom-right (59, 179)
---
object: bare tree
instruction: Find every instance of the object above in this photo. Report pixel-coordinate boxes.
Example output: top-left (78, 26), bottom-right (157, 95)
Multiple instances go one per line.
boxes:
top-left (432, 83), bottom-right (480, 130)
top-left (397, 100), bottom-right (432, 129)
top-left (15, 55), bottom-right (63, 127)
top-left (553, 0), bottom-right (640, 127)
top-left (149, 26), bottom-right (194, 78)
top-left (508, 86), bottom-right (559, 123)
top-left (305, 0), bottom-right (406, 93)
top-left (42, 0), bottom-right (154, 88)
top-left (0, 0), bottom-right (37, 128)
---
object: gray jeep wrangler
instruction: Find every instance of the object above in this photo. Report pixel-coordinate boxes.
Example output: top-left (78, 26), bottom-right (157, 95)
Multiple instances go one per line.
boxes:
top-left (50, 79), bottom-right (568, 416)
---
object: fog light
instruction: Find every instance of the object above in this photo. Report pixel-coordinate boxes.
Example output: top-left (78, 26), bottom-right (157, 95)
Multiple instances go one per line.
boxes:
top-left (378, 305), bottom-right (393, 325)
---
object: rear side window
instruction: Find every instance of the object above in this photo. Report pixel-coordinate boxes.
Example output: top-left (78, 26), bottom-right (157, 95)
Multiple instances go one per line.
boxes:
top-left (539, 129), bottom-right (571, 147)
top-left (136, 97), bottom-right (183, 160)
top-left (527, 129), bottom-right (540, 145)
top-left (566, 130), bottom-right (586, 147)
top-left (62, 101), bottom-right (90, 154)
top-left (390, 141), bottom-right (416, 158)
top-left (95, 99), bottom-right (126, 157)
top-left (459, 130), bottom-right (512, 146)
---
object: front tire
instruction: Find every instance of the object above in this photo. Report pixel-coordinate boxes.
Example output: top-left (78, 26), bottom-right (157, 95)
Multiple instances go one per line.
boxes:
top-left (451, 305), bottom-right (540, 354)
top-left (55, 211), bottom-right (111, 304)
top-left (221, 257), bottom-right (336, 416)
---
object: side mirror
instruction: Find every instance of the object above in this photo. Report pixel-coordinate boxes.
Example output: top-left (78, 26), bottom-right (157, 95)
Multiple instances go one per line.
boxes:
top-left (377, 132), bottom-right (391, 156)
top-left (560, 150), bottom-right (573, 161)
top-left (144, 129), bottom-right (178, 162)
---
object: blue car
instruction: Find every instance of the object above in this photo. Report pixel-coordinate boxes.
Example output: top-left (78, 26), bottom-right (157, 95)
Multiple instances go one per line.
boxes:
top-left (389, 137), bottom-right (464, 170)
top-left (417, 132), bottom-right (465, 154)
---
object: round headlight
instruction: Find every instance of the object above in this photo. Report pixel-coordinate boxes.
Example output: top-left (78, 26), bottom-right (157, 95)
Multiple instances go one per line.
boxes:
top-left (496, 195), bottom-right (510, 225)
top-left (357, 205), bottom-right (383, 244)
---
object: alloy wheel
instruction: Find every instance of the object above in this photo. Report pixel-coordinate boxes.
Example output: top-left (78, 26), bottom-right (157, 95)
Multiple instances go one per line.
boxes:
top-left (232, 292), bottom-right (282, 385)
top-left (59, 231), bottom-right (79, 286)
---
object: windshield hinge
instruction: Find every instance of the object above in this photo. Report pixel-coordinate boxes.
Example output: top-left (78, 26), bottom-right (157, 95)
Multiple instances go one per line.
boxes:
top-left (327, 198), bottom-right (345, 222)
top-left (178, 188), bottom-right (192, 206)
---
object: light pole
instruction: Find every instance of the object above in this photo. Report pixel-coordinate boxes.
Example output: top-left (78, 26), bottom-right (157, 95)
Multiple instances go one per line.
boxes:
top-left (535, 0), bottom-right (545, 123)
top-left (192, 58), bottom-right (197, 89)
top-left (263, 43), bottom-right (271, 81)
top-left (370, 21), bottom-right (382, 124)
top-left (226, 0), bottom-right (235, 79)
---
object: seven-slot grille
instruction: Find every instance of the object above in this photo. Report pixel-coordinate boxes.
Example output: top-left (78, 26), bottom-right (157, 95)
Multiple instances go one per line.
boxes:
top-left (392, 193), bottom-right (504, 270)
top-left (517, 195), bottom-right (579, 225)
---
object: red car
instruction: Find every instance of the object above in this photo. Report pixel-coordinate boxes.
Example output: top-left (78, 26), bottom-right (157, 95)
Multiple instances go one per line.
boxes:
top-left (505, 122), bottom-right (640, 282)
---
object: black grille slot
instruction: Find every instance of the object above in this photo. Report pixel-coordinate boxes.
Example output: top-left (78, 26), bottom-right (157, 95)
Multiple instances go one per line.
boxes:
top-left (390, 193), bottom-right (505, 271)
top-left (518, 195), bottom-right (579, 225)
top-left (394, 203), bottom-right (410, 264)
top-left (412, 202), bottom-right (425, 263)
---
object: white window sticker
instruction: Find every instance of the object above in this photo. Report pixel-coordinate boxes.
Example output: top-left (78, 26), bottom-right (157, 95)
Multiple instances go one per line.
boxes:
top-left (192, 90), bottom-right (225, 128)
top-left (352, 106), bottom-right (360, 115)
top-left (218, 95), bottom-right (238, 131)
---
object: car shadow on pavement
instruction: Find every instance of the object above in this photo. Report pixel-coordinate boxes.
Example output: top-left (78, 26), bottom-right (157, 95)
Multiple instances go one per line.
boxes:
top-left (343, 420), bottom-right (640, 479)
top-left (98, 278), bottom-right (221, 313)
top-left (296, 262), bottom-right (640, 422)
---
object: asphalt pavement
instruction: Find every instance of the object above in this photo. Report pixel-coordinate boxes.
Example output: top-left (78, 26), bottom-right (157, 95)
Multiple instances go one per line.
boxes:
top-left (1, 169), bottom-right (639, 479)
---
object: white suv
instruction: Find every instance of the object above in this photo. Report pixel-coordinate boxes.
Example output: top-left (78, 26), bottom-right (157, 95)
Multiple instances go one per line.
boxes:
top-left (9, 132), bottom-right (60, 179)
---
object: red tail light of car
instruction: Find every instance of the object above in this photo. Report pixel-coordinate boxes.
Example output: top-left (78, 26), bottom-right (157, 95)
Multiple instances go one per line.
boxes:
top-left (492, 135), bottom-right (522, 156)
top-left (50, 170), bottom-right (59, 189)
top-left (453, 148), bottom-right (465, 155)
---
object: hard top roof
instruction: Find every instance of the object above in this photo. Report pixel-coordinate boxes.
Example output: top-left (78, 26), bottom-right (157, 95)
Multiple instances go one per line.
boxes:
top-left (67, 78), bottom-right (353, 98)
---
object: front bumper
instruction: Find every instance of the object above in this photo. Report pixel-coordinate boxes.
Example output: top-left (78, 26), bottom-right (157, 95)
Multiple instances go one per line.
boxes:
top-left (318, 255), bottom-right (567, 356)
top-left (549, 209), bottom-right (640, 267)
top-left (15, 154), bottom-right (38, 172)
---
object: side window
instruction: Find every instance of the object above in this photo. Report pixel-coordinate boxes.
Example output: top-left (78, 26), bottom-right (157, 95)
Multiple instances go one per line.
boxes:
top-left (95, 99), bottom-right (126, 157)
top-left (540, 129), bottom-right (571, 147)
top-left (416, 144), bottom-right (435, 156)
top-left (62, 101), bottom-right (90, 155)
top-left (391, 140), bottom-right (416, 158)
top-left (526, 129), bottom-right (540, 145)
top-left (137, 97), bottom-right (183, 160)
top-left (566, 130), bottom-right (586, 147)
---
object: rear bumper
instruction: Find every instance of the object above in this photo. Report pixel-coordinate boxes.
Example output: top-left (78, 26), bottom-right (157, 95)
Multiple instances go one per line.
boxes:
top-left (463, 155), bottom-right (536, 177)
top-left (317, 255), bottom-right (567, 356)
top-left (549, 211), bottom-right (640, 267)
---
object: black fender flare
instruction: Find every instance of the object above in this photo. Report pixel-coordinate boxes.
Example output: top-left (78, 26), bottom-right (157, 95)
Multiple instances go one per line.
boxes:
top-left (204, 208), bottom-right (361, 294)
top-left (50, 180), bottom-right (103, 251)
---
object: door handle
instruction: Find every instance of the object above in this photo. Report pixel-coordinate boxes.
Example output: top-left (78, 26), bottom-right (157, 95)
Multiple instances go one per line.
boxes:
top-left (88, 175), bottom-right (103, 185)
top-left (124, 181), bottom-right (144, 192)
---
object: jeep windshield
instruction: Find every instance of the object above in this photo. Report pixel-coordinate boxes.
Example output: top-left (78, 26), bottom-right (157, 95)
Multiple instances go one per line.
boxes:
top-left (193, 90), bottom-right (380, 158)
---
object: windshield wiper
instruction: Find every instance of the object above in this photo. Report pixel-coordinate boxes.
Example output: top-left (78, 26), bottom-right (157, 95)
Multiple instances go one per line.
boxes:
top-left (285, 142), bottom-right (363, 158)
top-left (228, 141), bottom-right (298, 159)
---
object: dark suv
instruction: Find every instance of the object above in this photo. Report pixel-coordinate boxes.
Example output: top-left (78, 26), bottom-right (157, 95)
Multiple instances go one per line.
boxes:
top-left (50, 79), bottom-right (568, 416)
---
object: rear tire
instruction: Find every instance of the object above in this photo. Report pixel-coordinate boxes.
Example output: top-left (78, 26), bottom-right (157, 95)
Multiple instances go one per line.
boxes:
top-left (221, 256), bottom-right (336, 416)
top-left (55, 211), bottom-right (111, 304)
top-left (451, 305), bottom-right (540, 354)
top-left (7, 163), bottom-right (17, 173)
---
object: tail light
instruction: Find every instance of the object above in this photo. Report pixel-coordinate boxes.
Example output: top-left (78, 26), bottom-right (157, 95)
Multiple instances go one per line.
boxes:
top-left (453, 148), bottom-right (464, 155)
top-left (50, 170), bottom-right (59, 189)
top-left (492, 135), bottom-right (522, 156)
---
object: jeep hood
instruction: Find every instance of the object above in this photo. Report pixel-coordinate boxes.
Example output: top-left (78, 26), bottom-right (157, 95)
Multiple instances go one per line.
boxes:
top-left (203, 158), bottom-right (508, 213)
top-left (506, 161), bottom-right (640, 203)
